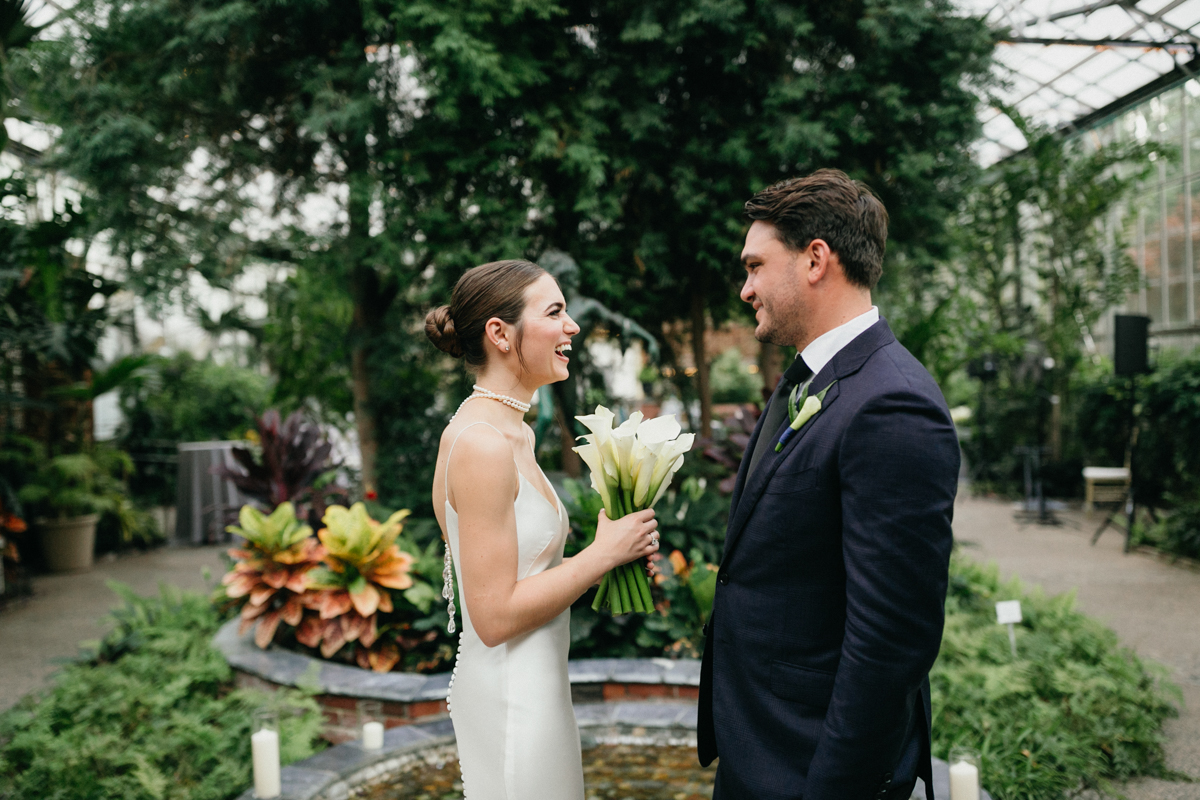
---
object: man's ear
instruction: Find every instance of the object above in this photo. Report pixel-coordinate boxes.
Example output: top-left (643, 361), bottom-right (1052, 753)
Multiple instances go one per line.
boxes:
top-left (807, 239), bottom-right (832, 285)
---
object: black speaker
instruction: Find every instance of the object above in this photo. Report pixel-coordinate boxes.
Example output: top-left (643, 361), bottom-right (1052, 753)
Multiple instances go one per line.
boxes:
top-left (1114, 314), bottom-right (1150, 376)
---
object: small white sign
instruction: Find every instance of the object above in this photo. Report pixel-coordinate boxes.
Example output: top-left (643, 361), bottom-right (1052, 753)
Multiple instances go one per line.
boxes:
top-left (995, 600), bottom-right (1022, 625)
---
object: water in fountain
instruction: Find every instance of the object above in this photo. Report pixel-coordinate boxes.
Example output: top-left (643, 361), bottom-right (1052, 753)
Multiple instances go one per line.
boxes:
top-left (361, 744), bottom-right (715, 800)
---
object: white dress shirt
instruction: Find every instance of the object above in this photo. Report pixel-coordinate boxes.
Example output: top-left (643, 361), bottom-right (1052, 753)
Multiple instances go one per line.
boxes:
top-left (800, 306), bottom-right (879, 375)
top-left (797, 306), bottom-right (879, 386)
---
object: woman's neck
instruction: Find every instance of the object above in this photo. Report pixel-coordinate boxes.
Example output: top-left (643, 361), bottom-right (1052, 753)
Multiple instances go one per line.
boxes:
top-left (456, 373), bottom-right (536, 433)
top-left (473, 370), bottom-right (537, 406)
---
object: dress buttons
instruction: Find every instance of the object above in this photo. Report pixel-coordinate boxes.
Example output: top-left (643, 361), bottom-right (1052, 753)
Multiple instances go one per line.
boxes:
top-left (717, 571), bottom-right (729, 585)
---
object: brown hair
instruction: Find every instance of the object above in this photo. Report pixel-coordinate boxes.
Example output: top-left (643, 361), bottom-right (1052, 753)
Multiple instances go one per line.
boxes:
top-left (744, 169), bottom-right (889, 289)
top-left (424, 259), bottom-right (547, 372)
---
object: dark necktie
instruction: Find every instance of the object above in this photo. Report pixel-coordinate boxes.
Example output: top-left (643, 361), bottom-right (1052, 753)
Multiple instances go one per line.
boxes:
top-left (746, 356), bottom-right (813, 478)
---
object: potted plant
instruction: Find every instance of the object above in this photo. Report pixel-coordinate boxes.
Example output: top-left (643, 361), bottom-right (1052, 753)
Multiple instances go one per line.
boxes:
top-left (17, 447), bottom-right (132, 573)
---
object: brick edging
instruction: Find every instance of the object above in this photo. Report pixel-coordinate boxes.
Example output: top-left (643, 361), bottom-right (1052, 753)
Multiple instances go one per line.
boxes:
top-left (214, 619), bottom-right (701, 741)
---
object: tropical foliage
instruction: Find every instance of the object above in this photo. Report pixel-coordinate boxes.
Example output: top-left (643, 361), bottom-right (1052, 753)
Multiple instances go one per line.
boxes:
top-left (221, 502), bottom-right (451, 674)
top-left (948, 113), bottom-right (1158, 496)
top-left (299, 504), bottom-right (419, 672)
top-left (213, 409), bottom-right (347, 528)
top-left (222, 503), bottom-right (325, 649)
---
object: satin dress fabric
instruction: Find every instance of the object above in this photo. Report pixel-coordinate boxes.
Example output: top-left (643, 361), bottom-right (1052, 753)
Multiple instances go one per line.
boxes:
top-left (443, 421), bottom-right (584, 800)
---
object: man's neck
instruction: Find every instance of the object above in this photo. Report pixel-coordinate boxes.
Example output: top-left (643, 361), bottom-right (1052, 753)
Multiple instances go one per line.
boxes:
top-left (795, 297), bottom-right (873, 352)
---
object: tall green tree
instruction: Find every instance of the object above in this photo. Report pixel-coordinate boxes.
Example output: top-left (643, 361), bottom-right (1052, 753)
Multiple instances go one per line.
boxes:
top-left (507, 0), bottom-right (995, 435)
top-left (30, 0), bottom-right (565, 494)
top-left (27, 0), bottom-right (994, 499)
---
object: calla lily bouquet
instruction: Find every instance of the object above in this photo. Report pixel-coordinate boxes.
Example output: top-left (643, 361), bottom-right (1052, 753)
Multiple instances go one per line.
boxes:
top-left (573, 406), bottom-right (694, 615)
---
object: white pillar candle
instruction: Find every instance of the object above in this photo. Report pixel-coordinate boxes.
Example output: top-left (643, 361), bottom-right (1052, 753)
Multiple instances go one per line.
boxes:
top-left (948, 759), bottom-right (980, 800)
top-left (362, 720), bottom-right (385, 750)
top-left (251, 728), bottom-right (281, 799)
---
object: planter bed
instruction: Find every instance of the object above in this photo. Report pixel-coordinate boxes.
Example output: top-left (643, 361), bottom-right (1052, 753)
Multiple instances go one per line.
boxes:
top-left (214, 619), bottom-right (701, 741)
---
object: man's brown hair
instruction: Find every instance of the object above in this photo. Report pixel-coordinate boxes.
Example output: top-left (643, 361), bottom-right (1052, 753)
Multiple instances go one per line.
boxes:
top-left (744, 169), bottom-right (889, 289)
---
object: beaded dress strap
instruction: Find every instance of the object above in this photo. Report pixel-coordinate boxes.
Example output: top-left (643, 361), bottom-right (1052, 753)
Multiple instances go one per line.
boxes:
top-left (441, 420), bottom-right (506, 636)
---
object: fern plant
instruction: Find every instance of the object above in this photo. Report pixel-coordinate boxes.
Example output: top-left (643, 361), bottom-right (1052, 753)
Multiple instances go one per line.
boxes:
top-left (0, 583), bottom-right (325, 800)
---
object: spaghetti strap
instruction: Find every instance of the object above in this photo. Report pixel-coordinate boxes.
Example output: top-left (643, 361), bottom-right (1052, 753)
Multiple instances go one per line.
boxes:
top-left (444, 421), bottom-right (506, 509)
top-left (440, 421), bottom-right (505, 638)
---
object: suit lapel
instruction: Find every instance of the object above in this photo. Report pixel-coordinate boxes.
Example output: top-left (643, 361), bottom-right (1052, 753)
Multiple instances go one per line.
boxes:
top-left (721, 374), bottom-right (841, 563)
top-left (720, 319), bottom-right (897, 566)
top-left (727, 393), bottom-right (775, 518)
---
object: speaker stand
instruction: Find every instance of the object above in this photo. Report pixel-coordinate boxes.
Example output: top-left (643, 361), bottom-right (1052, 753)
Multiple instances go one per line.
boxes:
top-left (1092, 376), bottom-right (1138, 553)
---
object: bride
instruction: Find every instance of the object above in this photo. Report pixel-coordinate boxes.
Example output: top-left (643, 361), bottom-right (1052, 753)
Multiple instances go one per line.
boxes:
top-left (425, 259), bottom-right (660, 799)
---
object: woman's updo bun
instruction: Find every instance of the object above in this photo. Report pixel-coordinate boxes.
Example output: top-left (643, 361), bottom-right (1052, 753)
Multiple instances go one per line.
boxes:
top-left (424, 305), bottom-right (464, 358)
top-left (424, 259), bottom-right (547, 372)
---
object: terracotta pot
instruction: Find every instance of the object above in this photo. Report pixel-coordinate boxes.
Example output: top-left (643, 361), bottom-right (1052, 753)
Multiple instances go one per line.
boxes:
top-left (37, 514), bottom-right (99, 573)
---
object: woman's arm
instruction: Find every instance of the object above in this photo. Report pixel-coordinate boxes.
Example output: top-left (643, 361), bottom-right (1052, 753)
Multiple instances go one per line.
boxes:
top-left (449, 427), bottom-right (657, 648)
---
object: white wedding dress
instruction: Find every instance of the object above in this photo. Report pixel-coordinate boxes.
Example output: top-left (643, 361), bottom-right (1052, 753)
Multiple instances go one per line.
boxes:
top-left (443, 421), bottom-right (584, 800)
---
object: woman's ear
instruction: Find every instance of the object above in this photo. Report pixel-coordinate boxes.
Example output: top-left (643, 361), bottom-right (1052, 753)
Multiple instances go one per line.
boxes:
top-left (484, 317), bottom-right (509, 352)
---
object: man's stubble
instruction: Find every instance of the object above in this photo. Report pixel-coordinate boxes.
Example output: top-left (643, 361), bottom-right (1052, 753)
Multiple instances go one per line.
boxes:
top-left (754, 276), bottom-right (809, 352)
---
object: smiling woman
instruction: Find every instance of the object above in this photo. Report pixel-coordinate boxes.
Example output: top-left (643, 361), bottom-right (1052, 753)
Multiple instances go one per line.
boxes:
top-left (422, 259), bottom-right (661, 800)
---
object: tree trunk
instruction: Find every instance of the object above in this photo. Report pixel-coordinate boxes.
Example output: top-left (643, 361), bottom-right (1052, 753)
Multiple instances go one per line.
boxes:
top-left (556, 400), bottom-right (581, 477)
top-left (350, 344), bottom-right (377, 489)
top-left (689, 284), bottom-right (712, 439)
top-left (757, 342), bottom-right (783, 405)
top-left (346, 158), bottom-right (380, 491)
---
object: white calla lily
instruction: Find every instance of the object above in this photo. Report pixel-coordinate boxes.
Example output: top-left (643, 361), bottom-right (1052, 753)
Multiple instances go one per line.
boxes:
top-left (643, 432), bottom-right (694, 507)
top-left (635, 414), bottom-right (681, 446)
top-left (575, 407), bottom-right (616, 445)
top-left (571, 404), bottom-right (696, 617)
top-left (573, 441), bottom-right (616, 517)
top-left (650, 455), bottom-right (686, 506)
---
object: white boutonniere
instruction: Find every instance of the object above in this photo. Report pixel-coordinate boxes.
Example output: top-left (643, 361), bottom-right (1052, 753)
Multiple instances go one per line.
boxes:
top-left (775, 380), bottom-right (837, 453)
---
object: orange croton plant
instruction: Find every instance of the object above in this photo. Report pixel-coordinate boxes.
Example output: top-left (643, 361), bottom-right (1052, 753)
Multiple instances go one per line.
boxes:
top-left (223, 502), bottom-right (325, 647)
top-left (297, 503), bottom-right (416, 671)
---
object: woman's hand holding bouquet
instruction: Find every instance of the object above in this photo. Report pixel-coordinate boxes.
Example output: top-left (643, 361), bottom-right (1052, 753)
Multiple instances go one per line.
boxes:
top-left (573, 406), bottom-right (694, 614)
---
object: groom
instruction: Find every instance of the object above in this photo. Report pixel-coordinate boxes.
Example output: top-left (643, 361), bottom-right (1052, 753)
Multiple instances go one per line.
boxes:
top-left (698, 170), bottom-right (959, 800)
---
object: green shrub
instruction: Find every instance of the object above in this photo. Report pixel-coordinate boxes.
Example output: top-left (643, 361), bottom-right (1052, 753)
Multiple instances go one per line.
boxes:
top-left (709, 348), bottom-right (762, 404)
top-left (1134, 501), bottom-right (1200, 561)
top-left (0, 583), bottom-right (324, 800)
top-left (117, 354), bottom-right (273, 506)
top-left (933, 556), bottom-right (1179, 799)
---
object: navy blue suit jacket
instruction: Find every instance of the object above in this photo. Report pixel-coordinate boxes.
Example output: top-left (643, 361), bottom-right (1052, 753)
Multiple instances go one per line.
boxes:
top-left (697, 319), bottom-right (959, 800)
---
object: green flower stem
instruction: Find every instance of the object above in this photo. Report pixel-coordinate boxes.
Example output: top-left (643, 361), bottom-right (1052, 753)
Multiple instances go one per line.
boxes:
top-left (627, 564), bottom-right (646, 613)
top-left (615, 565), bottom-right (632, 614)
top-left (634, 560), bottom-right (654, 610)
top-left (592, 571), bottom-right (611, 612)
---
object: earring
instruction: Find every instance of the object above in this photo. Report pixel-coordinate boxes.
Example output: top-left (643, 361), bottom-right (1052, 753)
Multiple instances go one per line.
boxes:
top-left (505, 344), bottom-right (510, 352)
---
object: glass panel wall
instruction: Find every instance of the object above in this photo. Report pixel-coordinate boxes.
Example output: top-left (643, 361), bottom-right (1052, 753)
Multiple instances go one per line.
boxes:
top-left (1087, 83), bottom-right (1200, 334)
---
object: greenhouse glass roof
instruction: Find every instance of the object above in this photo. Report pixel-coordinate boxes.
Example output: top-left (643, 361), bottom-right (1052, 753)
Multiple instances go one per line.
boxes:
top-left (960, 0), bottom-right (1200, 163)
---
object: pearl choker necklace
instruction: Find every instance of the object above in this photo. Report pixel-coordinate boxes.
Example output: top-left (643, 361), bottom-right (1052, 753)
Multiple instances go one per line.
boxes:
top-left (450, 385), bottom-right (532, 420)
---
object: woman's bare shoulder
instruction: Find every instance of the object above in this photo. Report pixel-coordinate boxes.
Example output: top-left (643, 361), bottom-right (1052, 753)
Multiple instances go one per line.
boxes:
top-left (441, 416), bottom-right (514, 469)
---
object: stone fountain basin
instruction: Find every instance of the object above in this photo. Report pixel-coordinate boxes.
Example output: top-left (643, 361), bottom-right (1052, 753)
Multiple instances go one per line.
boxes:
top-left (216, 620), bottom-right (986, 800)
